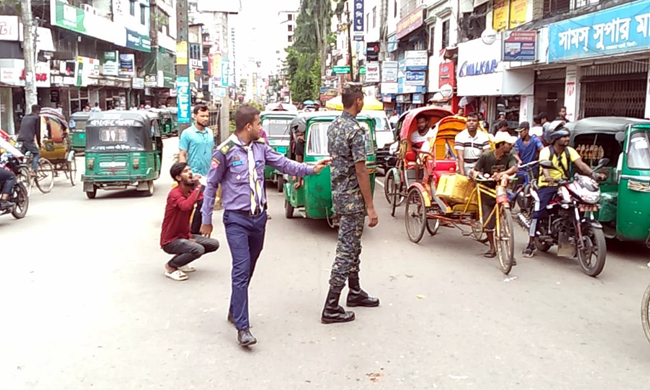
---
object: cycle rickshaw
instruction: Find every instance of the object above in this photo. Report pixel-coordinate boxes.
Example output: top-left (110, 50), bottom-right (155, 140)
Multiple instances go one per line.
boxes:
top-left (401, 118), bottom-right (516, 275)
top-left (39, 107), bottom-right (77, 189)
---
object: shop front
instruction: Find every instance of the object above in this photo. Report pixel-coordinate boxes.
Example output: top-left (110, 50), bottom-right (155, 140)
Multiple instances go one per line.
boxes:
top-left (456, 37), bottom-right (534, 130)
top-left (547, 0), bottom-right (650, 120)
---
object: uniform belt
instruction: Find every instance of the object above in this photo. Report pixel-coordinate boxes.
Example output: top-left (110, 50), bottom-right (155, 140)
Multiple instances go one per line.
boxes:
top-left (228, 204), bottom-right (267, 217)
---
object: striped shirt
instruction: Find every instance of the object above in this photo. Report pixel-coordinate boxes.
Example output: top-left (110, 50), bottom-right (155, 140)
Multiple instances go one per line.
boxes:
top-left (454, 129), bottom-right (491, 174)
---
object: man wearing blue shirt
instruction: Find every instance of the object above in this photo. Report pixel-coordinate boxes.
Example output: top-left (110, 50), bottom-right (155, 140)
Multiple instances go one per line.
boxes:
top-left (179, 104), bottom-right (214, 234)
top-left (514, 121), bottom-right (544, 186)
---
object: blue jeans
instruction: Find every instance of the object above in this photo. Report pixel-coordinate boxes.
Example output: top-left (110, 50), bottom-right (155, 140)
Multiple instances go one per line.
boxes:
top-left (0, 168), bottom-right (16, 196)
top-left (223, 210), bottom-right (267, 330)
top-left (20, 140), bottom-right (40, 171)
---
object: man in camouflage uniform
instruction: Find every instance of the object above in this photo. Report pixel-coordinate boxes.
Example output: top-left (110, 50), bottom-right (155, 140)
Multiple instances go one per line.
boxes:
top-left (321, 84), bottom-right (380, 324)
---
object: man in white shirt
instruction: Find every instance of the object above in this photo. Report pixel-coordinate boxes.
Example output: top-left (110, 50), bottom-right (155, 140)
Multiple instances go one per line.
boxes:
top-left (530, 115), bottom-right (544, 138)
top-left (454, 112), bottom-right (491, 176)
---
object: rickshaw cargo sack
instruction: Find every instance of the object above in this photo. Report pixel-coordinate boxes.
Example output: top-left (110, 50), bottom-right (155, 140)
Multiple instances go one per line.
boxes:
top-left (437, 174), bottom-right (476, 205)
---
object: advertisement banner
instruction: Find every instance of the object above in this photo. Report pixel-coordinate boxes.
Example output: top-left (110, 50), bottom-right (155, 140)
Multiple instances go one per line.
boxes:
top-left (221, 58), bottom-right (229, 87)
top-left (176, 42), bottom-right (188, 65)
top-left (176, 77), bottom-right (191, 124)
top-left (144, 74), bottom-right (157, 87)
top-left (0, 16), bottom-right (19, 41)
top-left (126, 29), bottom-right (151, 53)
top-left (51, 0), bottom-right (126, 46)
top-left (508, 0), bottom-right (527, 29)
top-left (397, 7), bottom-right (424, 40)
top-left (353, 0), bottom-right (364, 41)
top-left (381, 83), bottom-right (398, 94)
top-left (102, 51), bottom-right (119, 76)
top-left (381, 61), bottom-right (398, 82)
top-left (405, 50), bottom-right (428, 71)
top-left (548, 0), bottom-right (650, 62)
top-left (438, 61), bottom-right (456, 88)
top-left (492, 0), bottom-right (508, 31)
top-left (132, 77), bottom-right (145, 89)
top-left (365, 62), bottom-right (380, 83)
top-left (405, 71), bottom-right (426, 86)
top-left (119, 54), bottom-right (135, 77)
top-left (0, 60), bottom-right (51, 87)
top-left (503, 30), bottom-right (536, 61)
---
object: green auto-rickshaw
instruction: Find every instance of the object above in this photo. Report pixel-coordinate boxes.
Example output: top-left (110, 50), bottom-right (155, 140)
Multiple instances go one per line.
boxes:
top-left (70, 111), bottom-right (92, 152)
top-left (567, 117), bottom-right (650, 243)
top-left (82, 111), bottom-right (163, 199)
top-left (283, 112), bottom-right (378, 226)
top-left (261, 110), bottom-right (297, 191)
top-left (150, 108), bottom-right (179, 137)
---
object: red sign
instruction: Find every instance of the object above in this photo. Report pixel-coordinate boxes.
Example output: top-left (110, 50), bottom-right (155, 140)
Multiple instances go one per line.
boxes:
top-left (396, 7), bottom-right (424, 40)
top-left (20, 69), bottom-right (48, 82)
top-left (439, 62), bottom-right (456, 88)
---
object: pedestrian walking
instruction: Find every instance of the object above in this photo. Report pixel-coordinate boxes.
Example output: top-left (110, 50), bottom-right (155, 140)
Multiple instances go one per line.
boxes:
top-left (17, 105), bottom-right (42, 174)
top-left (161, 163), bottom-right (219, 281)
top-left (200, 104), bottom-right (331, 347)
top-left (179, 104), bottom-right (214, 234)
top-left (321, 84), bottom-right (380, 325)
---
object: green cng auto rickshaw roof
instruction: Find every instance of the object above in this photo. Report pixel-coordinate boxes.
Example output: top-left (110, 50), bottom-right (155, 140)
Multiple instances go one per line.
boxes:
top-left (566, 117), bottom-right (650, 136)
top-left (85, 111), bottom-right (156, 152)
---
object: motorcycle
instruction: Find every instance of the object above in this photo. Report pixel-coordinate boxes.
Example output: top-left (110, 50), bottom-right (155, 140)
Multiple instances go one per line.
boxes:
top-left (516, 158), bottom-right (609, 277)
top-left (1, 153), bottom-right (29, 219)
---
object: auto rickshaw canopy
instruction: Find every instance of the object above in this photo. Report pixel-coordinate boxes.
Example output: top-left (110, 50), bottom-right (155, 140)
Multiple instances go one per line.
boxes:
top-left (85, 111), bottom-right (158, 153)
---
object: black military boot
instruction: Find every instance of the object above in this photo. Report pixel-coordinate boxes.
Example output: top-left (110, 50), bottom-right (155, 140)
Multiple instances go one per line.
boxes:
top-left (347, 275), bottom-right (380, 307)
top-left (321, 287), bottom-right (355, 324)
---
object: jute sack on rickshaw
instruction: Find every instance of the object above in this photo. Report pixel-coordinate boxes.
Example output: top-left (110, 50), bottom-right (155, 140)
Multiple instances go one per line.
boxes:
top-left (436, 174), bottom-right (478, 206)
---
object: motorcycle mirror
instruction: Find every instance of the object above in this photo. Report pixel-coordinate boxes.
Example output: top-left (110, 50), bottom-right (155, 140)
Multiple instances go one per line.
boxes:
top-left (540, 160), bottom-right (555, 170)
top-left (615, 131), bottom-right (625, 143)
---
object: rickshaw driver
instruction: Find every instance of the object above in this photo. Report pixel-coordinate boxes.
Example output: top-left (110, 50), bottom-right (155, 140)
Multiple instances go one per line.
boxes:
top-left (523, 122), bottom-right (606, 258)
top-left (455, 112), bottom-right (491, 176)
top-left (471, 132), bottom-right (519, 258)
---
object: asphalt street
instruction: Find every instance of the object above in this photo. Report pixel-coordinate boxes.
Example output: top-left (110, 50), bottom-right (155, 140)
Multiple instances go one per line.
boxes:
top-left (2, 137), bottom-right (650, 390)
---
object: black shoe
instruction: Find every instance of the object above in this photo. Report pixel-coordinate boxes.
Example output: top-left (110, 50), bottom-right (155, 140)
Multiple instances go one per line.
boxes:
top-left (321, 288), bottom-right (355, 324)
top-left (523, 244), bottom-right (536, 258)
top-left (347, 276), bottom-right (380, 307)
top-left (0, 200), bottom-right (15, 210)
top-left (237, 328), bottom-right (257, 346)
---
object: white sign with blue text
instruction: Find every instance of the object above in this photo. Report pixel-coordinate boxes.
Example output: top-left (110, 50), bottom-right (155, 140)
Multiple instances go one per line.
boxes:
top-left (548, 0), bottom-right (650, 62)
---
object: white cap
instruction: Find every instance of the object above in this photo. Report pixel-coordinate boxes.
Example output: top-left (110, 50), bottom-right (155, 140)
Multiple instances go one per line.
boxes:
top-left (494, 131), bottom-right (517, 145)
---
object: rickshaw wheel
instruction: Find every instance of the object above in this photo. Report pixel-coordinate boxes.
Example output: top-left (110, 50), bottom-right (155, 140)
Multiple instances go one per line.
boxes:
top-left (18, 166), bottom-right (32, 197)
top-left (426, 207), bottom-right (441, 236)
top-left (35, 159), bottom-right (54, 194)
top-left (284, 199), bottom-right (294, 218)
top-left (68, 158), bottom-right (77, 186)
top-left (641, 283), bottom-right (650, 344)
top-left (384, 170), bottom-right (394, 205)
top-left (496, 207), bottom-right (515, 275)
top-left (405, 187), bottom-right (427, 243)
top-left (86, 187), bottom-right (97, 199)
top-left (471, 220), bottom-right (486, 242)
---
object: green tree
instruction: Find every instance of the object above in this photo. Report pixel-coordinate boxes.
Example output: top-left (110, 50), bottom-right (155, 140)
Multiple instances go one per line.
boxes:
top-left (293, 0), bottom-right (333, 78)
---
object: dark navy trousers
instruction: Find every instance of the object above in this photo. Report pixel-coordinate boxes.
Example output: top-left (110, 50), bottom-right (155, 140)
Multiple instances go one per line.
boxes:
top-left (223, 210), bottom-right (267, 330)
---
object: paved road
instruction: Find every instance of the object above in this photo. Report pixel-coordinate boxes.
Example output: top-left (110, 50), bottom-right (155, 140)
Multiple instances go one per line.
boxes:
top-left (3, 137), bottom-right (650, 389)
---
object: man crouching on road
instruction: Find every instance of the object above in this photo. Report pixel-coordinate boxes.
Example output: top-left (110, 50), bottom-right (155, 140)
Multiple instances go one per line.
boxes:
top-left (161, 162), bottom-right (220, 281)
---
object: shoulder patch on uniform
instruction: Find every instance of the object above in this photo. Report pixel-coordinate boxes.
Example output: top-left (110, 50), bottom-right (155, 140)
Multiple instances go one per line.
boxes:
top-left (218, 139), bottom-right (236, 154)
top-left (254, 139), bottom-right (266, 144)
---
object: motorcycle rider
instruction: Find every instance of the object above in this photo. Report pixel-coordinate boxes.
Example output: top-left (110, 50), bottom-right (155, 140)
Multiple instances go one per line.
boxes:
top-left (523, 121), bottom-right (606, 258)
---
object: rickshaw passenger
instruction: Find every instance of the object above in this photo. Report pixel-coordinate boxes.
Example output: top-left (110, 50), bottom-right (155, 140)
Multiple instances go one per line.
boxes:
top-left (405, 115), bottom-right (433, 179)
top-left (471, 132), bottom-right (518, 258)
top-left (455, 112), bottom-right (491, 176)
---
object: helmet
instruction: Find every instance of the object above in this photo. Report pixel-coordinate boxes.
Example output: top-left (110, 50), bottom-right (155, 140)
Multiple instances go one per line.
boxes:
top-left (543, 120), bottom-right (570, 144)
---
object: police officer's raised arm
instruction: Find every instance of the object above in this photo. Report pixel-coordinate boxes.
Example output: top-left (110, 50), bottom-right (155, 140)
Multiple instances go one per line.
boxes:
top-left (200, 151), bottom-right (226, 237)
top-left (264, 144), bottom-right (331, 176)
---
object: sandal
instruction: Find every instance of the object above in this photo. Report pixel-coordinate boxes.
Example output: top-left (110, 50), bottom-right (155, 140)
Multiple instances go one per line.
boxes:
top-left (484, 249), bottom-right (497, 258)
top-left (178, 265), bottom-right (196, 273)
top-left (165, 270), bottom-right (188, 281)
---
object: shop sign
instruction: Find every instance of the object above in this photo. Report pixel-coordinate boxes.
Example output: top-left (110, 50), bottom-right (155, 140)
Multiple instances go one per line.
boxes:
top-left (381, 94), bottom-right (394, 102)
top-left (132, 77), bottom-right (145, 89)
top-left (75, 56), bottom-right (99, 87)
top-left (126, 29), bottom-right (151, 53)
top-left (333, 66), bottom-right (351, 74)
top-left (0, 60), bottom-right (51, 87)
top-left (397, 6), bottom-right (424, 40)
top-left (405, 50), bottom-right (428, 71)
top-left (353, 0), bottom-right (364, 41)
top-left (144, 74), bottom-right (157, 87)
top-left (176, 41), bottom-right (188, 65)
top-left (509, 0), bottom-right (528, 29)
top-left (412, 93), bottom-right (423, 104)
top-left (102, 51), bottom-right (119, 76)
top-left (381, 82), bottom-right (398, 94)
top-left (382, 61), bottom-right (398, 82)
top-left (387, 34), bottom-right (398, 52)
top-left (51, 0), bottom-right (127, 47)
top-left (493, 0), bottom-right (508, 31)
top-left (439, 61), bottom-right (456, 88)
top-left (176, 77), bottom-right (191, 124)
top-left (405, 71), bottom-right (426, 86)
top-left (503, 30), bottom-right (536, 62)
top-left (548, 0), bottom-right (650, 63)
top-left (396, 95), bottom-right (404, 103)
top-left (119, 54), bottom-right (135, 78)
top-left (0, 16), bottom-right (19, 41)
top-left (221, 58), bottom-right (229, 87)
top-left (458, 59), bottom-right (498, 77)
top-left (365, 62), bottom-right (380, 83)
top-left (213, 86), bottom-right (227, 98)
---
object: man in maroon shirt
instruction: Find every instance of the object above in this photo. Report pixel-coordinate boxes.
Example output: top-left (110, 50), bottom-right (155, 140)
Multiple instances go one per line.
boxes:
top-left (161, 162), bottom-right (220, 281)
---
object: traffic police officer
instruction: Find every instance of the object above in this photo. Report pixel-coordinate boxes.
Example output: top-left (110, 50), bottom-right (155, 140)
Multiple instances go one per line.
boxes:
top-left (321, 84), bottom-right (380, 325)
top-left (200, 105), bottom-right (331, 346)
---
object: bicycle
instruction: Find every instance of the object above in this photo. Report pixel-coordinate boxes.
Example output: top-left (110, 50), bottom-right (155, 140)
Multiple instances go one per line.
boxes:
top-left (22, 150), bottom-right (55, 194)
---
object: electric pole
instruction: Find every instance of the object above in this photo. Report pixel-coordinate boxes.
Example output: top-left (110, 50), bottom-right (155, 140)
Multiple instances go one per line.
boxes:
top-left (176, 0), bottom-right (191, 133)
top-left (345, 1), bottom-right (354, 82)
top-left (21, 0), bottom-right (37, 113)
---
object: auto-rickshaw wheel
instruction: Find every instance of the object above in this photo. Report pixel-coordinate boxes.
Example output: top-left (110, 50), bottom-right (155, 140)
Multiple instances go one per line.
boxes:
top-left (144, 181), bottom-right (155, 197)
top-left (284, 198), bottom-right (294, 218)
top-left (86, 187), bottom-right (97, 199)
top-left (68, 158), bottom-right (77, 186)
top-left (405, 187), bottom-right (427, 243)
top-left (641, 283), bottom-right (650, 344)
top-left (277, 175), bottom-right (284, 193)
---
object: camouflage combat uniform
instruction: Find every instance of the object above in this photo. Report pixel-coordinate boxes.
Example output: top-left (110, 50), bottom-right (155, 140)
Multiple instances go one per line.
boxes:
top-left (328, 111), bottom-right (367, 289)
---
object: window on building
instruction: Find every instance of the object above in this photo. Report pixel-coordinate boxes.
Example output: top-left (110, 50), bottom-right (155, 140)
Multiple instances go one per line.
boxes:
top-left (544, 0), bottom-right (570, 16)
top-left (429, 26), bottom-right (435, 53)
top-left (288, 35), bottom-right (292, 42)
top-left (442, 19), bottom-right (450, 49)
top-left (394, 0), bottom-right (397, 18)
top-left (129, 0), bottom-right (135, 16)
top-left (366, 13), bottom-right (369, 32)
top-left (288, 14), bottom-right (293, 21)
top-left (140, 4), bottom-right (146, 25)
top-left (372, 7), bottom-right (376, 28)
top-left (288, 25), bottom-right (292, 32)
